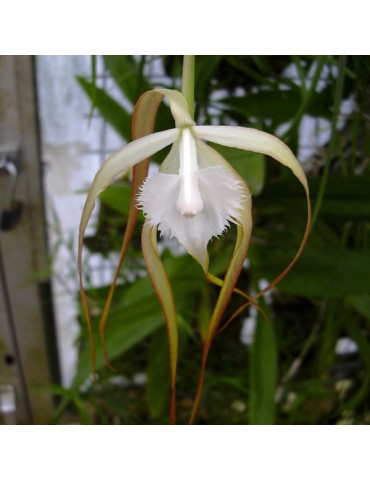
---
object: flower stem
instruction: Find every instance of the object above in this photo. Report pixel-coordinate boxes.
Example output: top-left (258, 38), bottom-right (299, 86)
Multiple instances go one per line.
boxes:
top-left (181, 55), bottom-right (195, 119)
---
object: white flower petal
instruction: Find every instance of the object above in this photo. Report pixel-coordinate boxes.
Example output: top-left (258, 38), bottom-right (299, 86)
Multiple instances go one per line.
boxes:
top-left (194, 125), bottom-right (308, 190)
top-left (94, 128), bottom-right (179, 189)
top-left (138, 165), bottom-right (245, 271)
top-left (197, 166), bottom-right (246, 229)
top-left (137, 173), bottom-right (180, 229)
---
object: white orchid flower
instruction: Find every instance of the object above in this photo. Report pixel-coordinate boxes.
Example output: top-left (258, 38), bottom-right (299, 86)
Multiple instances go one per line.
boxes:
top-left (78, 87), bottom-right (311, 424)
top-left (137, 126), bottom-right (249, 271)
top-left (79, 88), bottom-right (309, 272)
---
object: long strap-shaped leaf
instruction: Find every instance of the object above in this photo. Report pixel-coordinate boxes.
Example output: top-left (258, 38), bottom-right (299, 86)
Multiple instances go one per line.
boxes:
top-left (78, 90), bottom-right (172, 376)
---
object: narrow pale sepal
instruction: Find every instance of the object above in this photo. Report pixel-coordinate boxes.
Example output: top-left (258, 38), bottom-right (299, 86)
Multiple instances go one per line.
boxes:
top-left (194, 125), bottom-right (308, 190)
top-left (98, 157), bottom-right (150, 371)
top-left (155, 88), bottom-right (195, 128)
top-left (78, 100), bottom-right (178, 374)
top-left (97, 90), bottom-right (165, 367)
top-left (78, 130), bottom-right (179, 345)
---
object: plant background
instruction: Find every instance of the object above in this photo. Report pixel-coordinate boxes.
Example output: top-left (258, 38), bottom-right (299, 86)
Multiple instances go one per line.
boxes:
top-left (51, 55), bottom-right (370, 425)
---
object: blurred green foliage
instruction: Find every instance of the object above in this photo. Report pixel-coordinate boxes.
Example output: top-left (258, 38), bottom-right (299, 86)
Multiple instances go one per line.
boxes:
top-left (55, 56), bottom-right (370, 425)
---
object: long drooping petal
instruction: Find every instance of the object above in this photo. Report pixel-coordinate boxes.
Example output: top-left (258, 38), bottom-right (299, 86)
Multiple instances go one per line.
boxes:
top-left (141, 223), bottom-right (178, 424)
top-left (98, 90), bottom-right (165, 368)
top-left (78, 127), bottom-right (178, 373)
top-left (194, 125), bottom-right (308, 190)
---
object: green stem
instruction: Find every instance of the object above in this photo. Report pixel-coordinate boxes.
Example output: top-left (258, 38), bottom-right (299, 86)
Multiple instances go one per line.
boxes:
top-left (312, 55), bottom-right (346, 226)
top-left (181, 55), bottom-right (195, 119)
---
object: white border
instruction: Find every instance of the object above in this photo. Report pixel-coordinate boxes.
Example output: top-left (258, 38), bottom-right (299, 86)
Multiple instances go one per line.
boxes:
top-left (0, 1), bottom-right (366, 54)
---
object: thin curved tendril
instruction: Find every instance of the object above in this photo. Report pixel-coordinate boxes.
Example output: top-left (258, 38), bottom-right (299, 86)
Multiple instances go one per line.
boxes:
top-left (219, 189), bottom-right (311, 331)
top-left (255, 190), bottom-right (311, 300)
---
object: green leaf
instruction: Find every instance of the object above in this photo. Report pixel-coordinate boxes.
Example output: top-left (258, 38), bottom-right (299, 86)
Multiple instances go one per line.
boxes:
top-left (221, 87), bottom-right (301, 127)
top-left (193, 55), bottom-right (223, 114)
top-left (252, 242), bottom-right (370, 298)
top-left (347, 295), bottom-right (370, 325)
top-left (73, 276), bottom-right (165, 387)
top-left (77, 76), bottom-right (131, 140)
top-left (249, 298), bottom-right (277, 425)
top-left (103, 55), bottom-right (152, 104)
top-left (100, 183), bottom-right (131, 215)
top-left (259, 175), bottom-right (370, 219)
